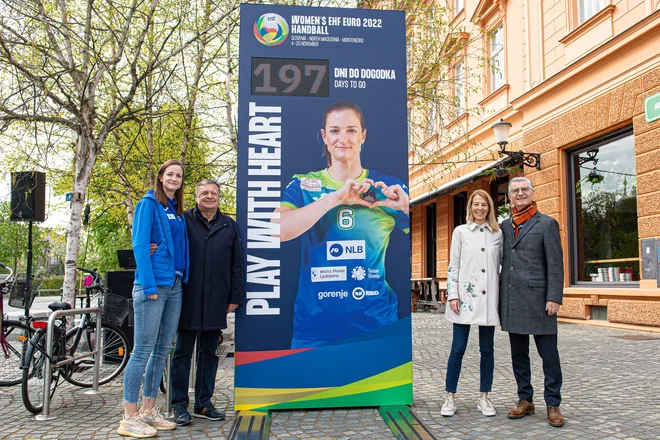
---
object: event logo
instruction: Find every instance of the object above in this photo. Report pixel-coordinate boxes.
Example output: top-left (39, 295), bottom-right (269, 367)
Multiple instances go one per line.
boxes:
top-left (254, 13), bottom-right (289, 46)
top-left (327, 240), bottom-right (366, 260)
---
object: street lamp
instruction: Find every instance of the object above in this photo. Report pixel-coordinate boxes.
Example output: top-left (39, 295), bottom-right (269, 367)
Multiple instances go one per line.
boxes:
top-left (491, 118), bottom-right (541, 170)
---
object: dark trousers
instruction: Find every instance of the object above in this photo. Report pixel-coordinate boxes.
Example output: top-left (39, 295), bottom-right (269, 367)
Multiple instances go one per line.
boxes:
top-left (509, 333), bottom-right (562, 406)
top-left (445, 324), bottom-right (495, 393)
top-left (171, 329), bottom-right (222, 410)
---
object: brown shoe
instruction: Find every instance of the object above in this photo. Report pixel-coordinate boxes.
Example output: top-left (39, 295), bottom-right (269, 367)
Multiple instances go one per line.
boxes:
top-left (507, 400), bottom-right (535, 419)
top-left (547, 405), bottom-right (564, 427)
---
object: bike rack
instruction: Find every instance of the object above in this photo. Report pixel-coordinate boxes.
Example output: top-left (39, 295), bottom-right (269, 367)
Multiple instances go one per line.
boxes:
top-left (189, 338), bottom-right (197, 393)
top-left (35, 307), bottom-right (102, 421)
top-left (163, 345), bottom-right (175, 419)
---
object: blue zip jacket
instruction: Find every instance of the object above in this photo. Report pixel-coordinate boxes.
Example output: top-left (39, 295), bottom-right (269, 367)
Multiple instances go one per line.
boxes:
top-left (132, 190), bottom-right (190, 295)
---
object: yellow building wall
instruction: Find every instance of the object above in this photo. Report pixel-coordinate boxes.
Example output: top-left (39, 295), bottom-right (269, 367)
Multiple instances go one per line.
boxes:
top-left (409, 0), bottom-right (660, 328)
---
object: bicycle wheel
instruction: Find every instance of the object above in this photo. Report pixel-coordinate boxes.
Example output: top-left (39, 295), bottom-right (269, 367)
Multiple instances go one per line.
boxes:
top-left (0, 320), bottom-right (30, 386)
top-left (21, 332), bottom-right (60, 414)
top-left (64, 323), bottom-right (129, 387)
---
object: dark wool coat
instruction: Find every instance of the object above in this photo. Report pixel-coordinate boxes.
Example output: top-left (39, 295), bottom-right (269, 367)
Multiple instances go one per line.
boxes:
top-left (179, 207), bottom-right (243, 331)
top-left (499, 211), bottom-right (564, 335)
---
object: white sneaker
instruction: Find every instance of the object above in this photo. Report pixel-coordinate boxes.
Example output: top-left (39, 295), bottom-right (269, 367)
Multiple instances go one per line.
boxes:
top-left (117, 414), bottom-right (158, 438)
top-left (441, 393), bottom-right (456, 417)
top-left (139, 406), bottom-right (177, 431)
top-left (477, 394), bottom-right (497, 417)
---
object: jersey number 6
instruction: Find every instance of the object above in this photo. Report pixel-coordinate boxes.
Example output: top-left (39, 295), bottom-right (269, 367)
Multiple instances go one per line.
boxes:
top-left (337, 208), bottom-right (355, 230)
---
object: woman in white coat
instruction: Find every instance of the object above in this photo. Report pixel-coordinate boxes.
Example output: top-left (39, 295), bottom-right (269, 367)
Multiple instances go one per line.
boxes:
top-left (441, 189), bottom-right (502, 418)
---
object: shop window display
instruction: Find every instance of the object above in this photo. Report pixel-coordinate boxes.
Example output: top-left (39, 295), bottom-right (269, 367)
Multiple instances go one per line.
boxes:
top-left (569, 129), bottom-right (639, 284)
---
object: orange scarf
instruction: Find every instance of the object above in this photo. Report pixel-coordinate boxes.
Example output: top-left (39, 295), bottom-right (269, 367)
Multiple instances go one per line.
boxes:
top-left (512, 201), bottom-right (537, 238)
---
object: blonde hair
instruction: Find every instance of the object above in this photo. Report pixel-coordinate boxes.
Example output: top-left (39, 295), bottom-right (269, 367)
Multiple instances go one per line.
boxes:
top-left (466, 189), bottom-right (499, 232)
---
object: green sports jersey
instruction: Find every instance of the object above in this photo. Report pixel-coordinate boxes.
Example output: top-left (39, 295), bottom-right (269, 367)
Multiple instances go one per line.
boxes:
top-left (281, 168), bottom-right (409, 346)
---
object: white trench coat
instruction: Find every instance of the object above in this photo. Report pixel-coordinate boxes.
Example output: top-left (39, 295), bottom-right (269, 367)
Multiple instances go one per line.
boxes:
top-left (445, 221), bottom-right (502, 326)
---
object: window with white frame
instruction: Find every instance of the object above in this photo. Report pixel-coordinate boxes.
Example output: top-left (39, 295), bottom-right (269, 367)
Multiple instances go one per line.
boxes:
top-left (578, 0), bottom-right (603, 25)
top-left (455, 0), bottom-right (464, 15)
top-left (454, 61), bottom-right (465, 118)
top-left (489, 25), bottom-right (504, 93)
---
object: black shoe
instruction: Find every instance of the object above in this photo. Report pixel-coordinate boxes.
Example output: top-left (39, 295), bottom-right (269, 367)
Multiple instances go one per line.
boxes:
top-left (173, 406), bottom-right (192, 426)
top-left (193, 404), bottom-right (226, 421)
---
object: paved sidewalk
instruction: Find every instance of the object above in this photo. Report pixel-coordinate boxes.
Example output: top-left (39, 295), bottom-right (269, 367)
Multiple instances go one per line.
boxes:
top-left (2, 312), bottom-right (660, 439)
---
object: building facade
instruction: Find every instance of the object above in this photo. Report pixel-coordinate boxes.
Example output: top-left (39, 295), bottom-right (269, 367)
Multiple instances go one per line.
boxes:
top-left (409, 0), bottom-right (660, 328)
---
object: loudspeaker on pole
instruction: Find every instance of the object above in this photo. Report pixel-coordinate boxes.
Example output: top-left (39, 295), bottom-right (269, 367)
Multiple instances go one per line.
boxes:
top-left (10, 171), bottom-right (46, 222)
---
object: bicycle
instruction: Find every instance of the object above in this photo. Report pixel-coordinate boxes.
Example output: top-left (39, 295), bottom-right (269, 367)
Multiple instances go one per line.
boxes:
top-left (0, 262), bottom-right (44, 387)
top-left (21, 267), bottom-right (131, 413)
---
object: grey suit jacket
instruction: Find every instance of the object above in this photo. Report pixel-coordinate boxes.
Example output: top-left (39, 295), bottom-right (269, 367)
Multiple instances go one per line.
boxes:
top-left (499, 211), bottom-right (564, 335)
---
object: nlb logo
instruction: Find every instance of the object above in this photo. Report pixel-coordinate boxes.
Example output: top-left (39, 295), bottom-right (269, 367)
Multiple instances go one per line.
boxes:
top-left (254, 13), bottom-right (289, 46)
top-left (327, 240), bottom-right (366, 260)
top-left (352, 287), bottom-right (379, 300)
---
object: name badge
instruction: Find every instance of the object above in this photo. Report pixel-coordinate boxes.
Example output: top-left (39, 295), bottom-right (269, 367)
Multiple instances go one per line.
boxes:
top-left (167, 213), bottom-right (176, 220)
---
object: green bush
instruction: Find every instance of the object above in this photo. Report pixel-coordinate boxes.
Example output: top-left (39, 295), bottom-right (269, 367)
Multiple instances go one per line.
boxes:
top-left (38, 276), bottom-right (64, 293)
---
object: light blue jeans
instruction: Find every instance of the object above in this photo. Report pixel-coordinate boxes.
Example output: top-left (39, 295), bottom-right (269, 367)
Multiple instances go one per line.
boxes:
top-left (123, 279), bottom-right (182, 402)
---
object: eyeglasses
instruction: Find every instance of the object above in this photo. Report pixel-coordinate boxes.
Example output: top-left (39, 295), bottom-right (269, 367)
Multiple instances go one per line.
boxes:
top-left (198, 191), bottom-right (219, 198)
top-left (509, 187), bottom-right (532, 195)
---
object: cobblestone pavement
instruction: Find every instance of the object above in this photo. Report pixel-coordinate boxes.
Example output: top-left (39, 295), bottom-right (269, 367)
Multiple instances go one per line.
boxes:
top-left (2, 312), bottom-right (660, 439)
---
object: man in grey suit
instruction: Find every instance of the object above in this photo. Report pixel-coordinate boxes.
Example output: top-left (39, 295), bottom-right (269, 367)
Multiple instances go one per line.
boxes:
top-left (499, 177), bottom-right (565, 427)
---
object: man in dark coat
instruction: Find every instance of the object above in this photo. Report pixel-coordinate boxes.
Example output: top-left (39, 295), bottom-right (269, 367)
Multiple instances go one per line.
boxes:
top-left (171, 179), bottom-right (243, 425)
top-left (499, 177), bottom-right (565, 427)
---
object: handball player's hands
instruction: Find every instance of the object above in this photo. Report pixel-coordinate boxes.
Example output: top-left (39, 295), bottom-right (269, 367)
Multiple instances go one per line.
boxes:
top-left (372, 181), bottom-right (409, 215)
top-left (333, 178), bottom-right (375, 208)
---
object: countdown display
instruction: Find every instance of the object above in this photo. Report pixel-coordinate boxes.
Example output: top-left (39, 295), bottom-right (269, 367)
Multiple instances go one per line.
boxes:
top-left (235, 4), bottom-right (410, 412)
top-left (251, 58), bottom-right (330, 97)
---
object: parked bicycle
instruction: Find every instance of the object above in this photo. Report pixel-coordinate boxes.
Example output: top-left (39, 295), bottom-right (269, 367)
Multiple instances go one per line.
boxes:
top-left (0, 262), bottom-right (44, 387)
top-left (21, 267), bottom-right (131, 413)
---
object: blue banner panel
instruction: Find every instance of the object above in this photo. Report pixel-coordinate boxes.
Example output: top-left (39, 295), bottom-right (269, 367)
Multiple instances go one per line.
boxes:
top-left (235, 3), bottom-right (411, 410)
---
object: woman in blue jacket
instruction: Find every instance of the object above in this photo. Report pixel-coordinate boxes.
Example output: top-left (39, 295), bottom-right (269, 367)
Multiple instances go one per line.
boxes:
top-left (119, 159), bottom-right (190, 438)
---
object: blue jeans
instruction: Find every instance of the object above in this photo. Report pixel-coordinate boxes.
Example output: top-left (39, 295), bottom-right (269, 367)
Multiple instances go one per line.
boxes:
top-left (123, 279), bottom-right (182, 402)
top-left (445, 324), bottom-right (495, 394)
top-left (171, 329), bottom-right (222, 410)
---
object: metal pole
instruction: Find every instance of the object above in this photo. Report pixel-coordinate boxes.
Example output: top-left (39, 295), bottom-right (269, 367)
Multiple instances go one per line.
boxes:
top-left (189, 335), bottom-right (197, 393)
top-left (163, 343), bottom-right (174, 419)
top-left (24, 221), bottom-right (33, 320)
top-left (84, 311), bottom-right (101, 395)
top-left (35, 310), bottom-right (58, 420)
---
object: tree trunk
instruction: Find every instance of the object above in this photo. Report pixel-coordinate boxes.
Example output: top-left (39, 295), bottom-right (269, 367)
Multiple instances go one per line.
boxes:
top-left (62, 133), bottom-right (97, 305)
top-left (125, 188), bottom-right (135, 234)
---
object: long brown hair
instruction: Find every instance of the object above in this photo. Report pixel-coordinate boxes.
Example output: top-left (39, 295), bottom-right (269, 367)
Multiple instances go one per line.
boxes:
top-left (321, 100), bottom-right (365, 166)
top-left (154, 159), bottom-right (185, 216)
top-left (466, 189), bottom-right (499, 232)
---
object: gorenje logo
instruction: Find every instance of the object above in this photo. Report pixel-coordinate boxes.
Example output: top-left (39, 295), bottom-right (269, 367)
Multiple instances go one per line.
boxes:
top-left (318, 290), bottom-right (349, 300)
top-left (327, 240), bottom-right (366, 260)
